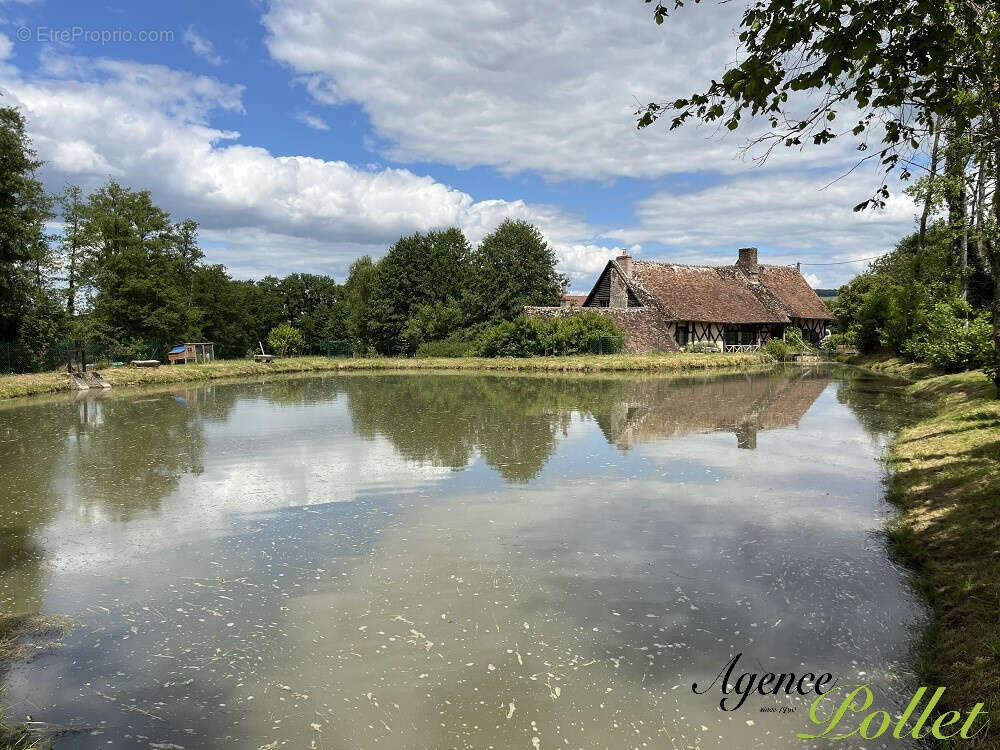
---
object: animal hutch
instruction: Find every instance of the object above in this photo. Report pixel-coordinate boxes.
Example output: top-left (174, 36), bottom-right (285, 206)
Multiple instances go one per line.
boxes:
top-left (167, 342), bottom-right (215, 365)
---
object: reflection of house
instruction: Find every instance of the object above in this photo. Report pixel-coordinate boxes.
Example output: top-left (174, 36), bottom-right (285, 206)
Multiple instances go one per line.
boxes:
top-left (595, 372), bottom-right (830, 450)
top-left (527, 248), bottom-right (832, 353)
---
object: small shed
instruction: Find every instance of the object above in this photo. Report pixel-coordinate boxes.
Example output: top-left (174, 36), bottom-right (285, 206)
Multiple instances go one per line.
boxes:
top-left (168, 342), bottom-right (215, 365)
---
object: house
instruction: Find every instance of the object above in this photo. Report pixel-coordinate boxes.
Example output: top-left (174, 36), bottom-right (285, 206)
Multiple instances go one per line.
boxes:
top-left (560, 292), bottom-right (588, 308)
top-left (526, 248), bottom-right (832, 353)
top-left (167, 342), bottom-right (215, 365)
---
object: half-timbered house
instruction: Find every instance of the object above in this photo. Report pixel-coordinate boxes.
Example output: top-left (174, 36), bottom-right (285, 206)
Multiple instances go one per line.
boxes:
top-left (526, 248), bottom-right (832, 353)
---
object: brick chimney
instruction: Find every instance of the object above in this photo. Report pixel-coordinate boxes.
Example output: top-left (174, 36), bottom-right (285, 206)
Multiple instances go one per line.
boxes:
top-left (616, 252), bottom-right (632, 277)
top-left (737, 247), bottom-right (759, 278)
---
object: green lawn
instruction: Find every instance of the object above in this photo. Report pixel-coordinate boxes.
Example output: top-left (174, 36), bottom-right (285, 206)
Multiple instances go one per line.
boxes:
top-left (880, 367), bottom-right (1000, 748)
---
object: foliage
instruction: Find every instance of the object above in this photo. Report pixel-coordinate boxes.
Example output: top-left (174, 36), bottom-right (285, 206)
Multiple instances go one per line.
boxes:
top-left (903, 300), bottom-right (994, 372)
top-left (762, 338), bottom-right (792, 361)
top-left (0, 105), bottom-right (54, 358)
top-left (782, 327), bottom-right (808, 353)
top-left (473, 313), bottom-right (623, 358)
top-left (834, 226), bottom-right (995, 374)
top-left (267, 323), bottom-right (305, 357)
top-left (467, 219), bottom-right (564, 323)
top-left (366, 228), bottom-right (472, 355)
top-left (414, 338), bottom-right (472, 358)
top-left (403, 301), bottom-right (467, 349)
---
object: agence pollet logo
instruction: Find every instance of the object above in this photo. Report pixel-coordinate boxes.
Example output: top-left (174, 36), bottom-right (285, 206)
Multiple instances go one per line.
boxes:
top-left (692, 653), bottom-right (989, 741)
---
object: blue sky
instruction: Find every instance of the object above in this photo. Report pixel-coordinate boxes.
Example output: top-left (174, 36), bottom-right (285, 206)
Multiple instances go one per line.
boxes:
top-left (0, 0), bottom-right (917, 289)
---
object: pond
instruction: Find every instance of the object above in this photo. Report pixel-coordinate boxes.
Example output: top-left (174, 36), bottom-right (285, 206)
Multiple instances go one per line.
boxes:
top-left (0, 367), bottom-right (925, 749)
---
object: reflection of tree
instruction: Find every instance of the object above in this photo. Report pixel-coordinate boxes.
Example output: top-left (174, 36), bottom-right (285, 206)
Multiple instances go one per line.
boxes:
top-left (343, 371), bottom-right (835, 481)
top-left (834, 368), bottom-right (927, 440)
top-left (345, 375), bottom-right (627, 482)
top-left (67, 387), bottom-right (238, 521)
top-left (0, 401), bottom-right (76, 614)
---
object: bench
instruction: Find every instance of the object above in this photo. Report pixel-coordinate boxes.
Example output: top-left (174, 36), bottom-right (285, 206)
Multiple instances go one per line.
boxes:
top-left (253, 354), bottom-right (276, 363)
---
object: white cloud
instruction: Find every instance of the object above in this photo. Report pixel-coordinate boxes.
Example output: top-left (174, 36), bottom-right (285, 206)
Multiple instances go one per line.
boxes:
top-left (2, 54), bottom-right (620, 280)
top-left (296, 111), bottom-right (330, 130)
top-left (0, 32), bottom-right (12, 61)
top-left (605, 172), bottom-right (915, 286)
top-left (263, 0), bottom-right (865, 181)
top-left (1, 47), bottom-right (915, 288)
top-left (184, 26), bottom-right (225, 66)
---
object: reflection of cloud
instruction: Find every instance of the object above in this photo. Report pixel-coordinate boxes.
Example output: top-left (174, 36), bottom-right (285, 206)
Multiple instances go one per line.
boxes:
top-left (41, 395), bottom-right (454, 572)
top-left (4, 371), bottom-right (924, 748)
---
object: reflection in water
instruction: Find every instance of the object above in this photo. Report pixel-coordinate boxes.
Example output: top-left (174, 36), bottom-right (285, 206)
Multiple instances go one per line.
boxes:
top-left (0, 368), bottom-right (924, 749)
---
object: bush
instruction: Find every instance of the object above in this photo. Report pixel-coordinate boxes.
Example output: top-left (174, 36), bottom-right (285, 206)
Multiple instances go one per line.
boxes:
top-left (267, 323), bottom-right (305, 357)
top-left (783, 327), bottom-right (809, 352)
top-left (903, 300), bottom-right (994, 372)
top-left (472, 313), bottom-right (623, 357)
top-left (415, 338), bottom-right (472, 358)
top-left (402, 301), bottom-right (467, 352)
top-left (762, 338), bottom-right (793, 361)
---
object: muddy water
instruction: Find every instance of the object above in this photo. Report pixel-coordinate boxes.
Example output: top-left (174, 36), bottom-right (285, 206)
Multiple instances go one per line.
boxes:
top-left (0, 368), bottom-right (924, 749)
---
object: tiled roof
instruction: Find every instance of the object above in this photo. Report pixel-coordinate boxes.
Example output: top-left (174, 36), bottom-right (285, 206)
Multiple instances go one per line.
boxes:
top-left (614, 259), bottom-right (832, 323)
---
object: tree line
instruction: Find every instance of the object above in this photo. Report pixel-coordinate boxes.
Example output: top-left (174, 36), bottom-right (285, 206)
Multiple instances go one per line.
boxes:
top-left (0, 104), bottom-right (581, 371)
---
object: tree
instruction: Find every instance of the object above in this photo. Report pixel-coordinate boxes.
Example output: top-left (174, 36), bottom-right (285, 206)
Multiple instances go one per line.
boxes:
top-left (0, 105), bottom-right (53, 345)
top-left (56, 185), bottom-right (87, 317)
top-left (638, 0), bottom-right (1000, 389)
top-left (267, 323), bottom-right (304, 357)
top-left (77, 181), bottom-right (203, 349)
top-left (344, 255), bottom-right (379, 353)
top-left (467, 219), bottom-right (564, 324)
top-left (367, 228), bottom-right (473, 354)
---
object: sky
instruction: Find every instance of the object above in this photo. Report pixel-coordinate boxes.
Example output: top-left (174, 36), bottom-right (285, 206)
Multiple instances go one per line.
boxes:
top-left (0, 0), bottom-right (919, 290)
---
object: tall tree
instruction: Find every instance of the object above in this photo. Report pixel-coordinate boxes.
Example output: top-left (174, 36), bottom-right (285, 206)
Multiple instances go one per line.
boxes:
top-left (367, 228), bottom-right (473, 354)
top-left (0, 105), bottom-right (52, 345)
top-left (344, 255), bottom-right (379, 353)
top-left (78, 181), bottom-right (203, 350)
top-left (57, 185), bottom-right (87, 317)
top-left (468, 219), bottom-right (564, 324)
top-left (638, 0), bottom-right (1000, 389)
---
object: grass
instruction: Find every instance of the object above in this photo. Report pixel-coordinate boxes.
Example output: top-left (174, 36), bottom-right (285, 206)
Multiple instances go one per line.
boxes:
top-left (0, 352), bottom-right (769, 401)
top-left (871, 364), bottom-right (1000, 747)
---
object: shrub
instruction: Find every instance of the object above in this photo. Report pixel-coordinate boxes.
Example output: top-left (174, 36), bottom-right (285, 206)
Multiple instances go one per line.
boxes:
top-left (762, 338), bottom-right (792, 361)
top-left (415, 338), bottom-right (472, 358)
top-left (472, 313), bottom-right (623, 357)
top-left (402, 301), bottom-right (467, 351)
top-left (783, 327), bottom-right (809, 352)
top-left (544, 312), bottom-right (623, 355)
top-left (267, 323), bottom-right (305, 357)
top-left (903, 300), bottom-right (995, 372)
top-left (473, 317), bottom-right (547, 357)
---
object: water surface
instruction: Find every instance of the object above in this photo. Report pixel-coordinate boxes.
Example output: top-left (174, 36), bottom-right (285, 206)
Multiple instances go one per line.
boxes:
top-left (0, 367), bottom-right (924, 748)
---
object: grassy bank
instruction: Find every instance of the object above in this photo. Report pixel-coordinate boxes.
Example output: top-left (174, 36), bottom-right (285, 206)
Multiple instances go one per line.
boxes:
top-left (859, 360), bottom-right (1000, 746)
top-left (0, 352), bottom-right (768, 401)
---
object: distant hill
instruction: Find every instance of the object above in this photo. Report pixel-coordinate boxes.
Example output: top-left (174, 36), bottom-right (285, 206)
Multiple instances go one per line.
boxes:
top-left (813, 288), bottom-right (839, 298)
